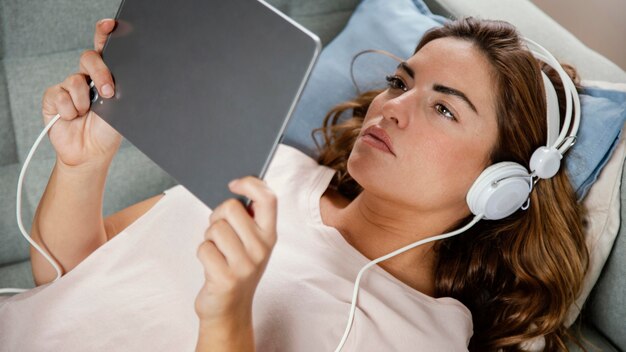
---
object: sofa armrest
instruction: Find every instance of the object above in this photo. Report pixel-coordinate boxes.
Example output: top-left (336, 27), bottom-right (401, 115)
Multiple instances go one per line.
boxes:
top-left (423, 0), bottom-right (626, 83)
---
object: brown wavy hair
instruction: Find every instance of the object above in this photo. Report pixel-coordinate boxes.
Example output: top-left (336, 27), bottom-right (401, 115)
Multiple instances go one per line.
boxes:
top-left (312, 17), bottom-right (589, 351)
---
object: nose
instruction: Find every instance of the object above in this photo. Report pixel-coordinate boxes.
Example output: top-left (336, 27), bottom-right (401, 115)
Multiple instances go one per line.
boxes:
top-left (381, 92), bottom-right (412, 128)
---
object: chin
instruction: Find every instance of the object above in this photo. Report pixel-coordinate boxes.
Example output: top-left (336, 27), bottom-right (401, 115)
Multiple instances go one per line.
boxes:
top-left (346, 149), bottom-right (386, 191)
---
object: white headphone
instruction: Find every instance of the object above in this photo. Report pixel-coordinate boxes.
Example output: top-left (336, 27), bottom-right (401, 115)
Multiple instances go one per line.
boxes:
top-left (465, 38), bottom-right (581, 220)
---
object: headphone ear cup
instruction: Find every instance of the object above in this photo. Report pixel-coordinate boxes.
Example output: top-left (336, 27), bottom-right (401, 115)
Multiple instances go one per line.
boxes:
top-left (467, 162), bottom-right (532, 220)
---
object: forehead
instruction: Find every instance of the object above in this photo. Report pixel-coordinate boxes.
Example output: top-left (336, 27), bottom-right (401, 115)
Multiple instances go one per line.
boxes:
top-left (406, 37), bottom-right (497, 116)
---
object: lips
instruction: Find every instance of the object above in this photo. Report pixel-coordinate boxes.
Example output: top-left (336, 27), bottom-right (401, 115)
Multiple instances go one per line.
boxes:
top-left (361, 125), bottom-right (395, 155)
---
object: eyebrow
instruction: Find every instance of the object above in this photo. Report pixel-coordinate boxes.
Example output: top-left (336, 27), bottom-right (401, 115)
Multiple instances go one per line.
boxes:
top-left (397, 61), bottom-right (479, 114)
top-left (433, 84), bottom-right (478, 114)
top-left (398, 62), bottom-right (415, 78)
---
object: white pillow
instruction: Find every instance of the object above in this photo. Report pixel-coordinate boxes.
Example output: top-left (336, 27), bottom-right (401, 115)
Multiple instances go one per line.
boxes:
top-left (565, 80), bottom-right (626, 326)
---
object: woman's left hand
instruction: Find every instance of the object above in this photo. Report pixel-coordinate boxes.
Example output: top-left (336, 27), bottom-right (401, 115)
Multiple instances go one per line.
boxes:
top-left (194, 176), bottom-right (277, 325)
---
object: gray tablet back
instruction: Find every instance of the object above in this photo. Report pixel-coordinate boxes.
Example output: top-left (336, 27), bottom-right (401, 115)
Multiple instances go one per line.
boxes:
top-left (91, 0), bottom-right (320, 208)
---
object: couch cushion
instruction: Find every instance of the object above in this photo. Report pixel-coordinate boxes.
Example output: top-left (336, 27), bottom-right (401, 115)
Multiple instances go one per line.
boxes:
top-left (0, 260), bottom-right (34, 289)
top-left (265, 0), bottom-right (361, 45)
top-left (0, 65), bottom-right (17, 166)
top-left (4, 50), bottom-right (82, 162)
top-left (287, 2), bottom-right (360, 45)
top-left (567, 320), bottom-right (620, 352)
top-left (586, 162), bottom-right (626, 350)
top-left (6, 50), bottom-right (99, 163)
top-left (0, 0), bottom-right (121, 58)
top-left (422, 0), bottom-right (626, 83)
top-left (0, 2), bottom-right (3, 59)
top-left (0, 163), bottom-right (32, 265)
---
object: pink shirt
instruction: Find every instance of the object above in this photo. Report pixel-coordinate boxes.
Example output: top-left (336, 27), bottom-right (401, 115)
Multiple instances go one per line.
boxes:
top-left (0, 144), bottom-right (472, 351)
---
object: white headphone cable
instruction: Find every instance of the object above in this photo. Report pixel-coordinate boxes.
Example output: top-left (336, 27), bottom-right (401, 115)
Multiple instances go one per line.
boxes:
top-left (0, 114), bottom-right (63, 295)
top-left (333, 213), bottom-right (484, 352)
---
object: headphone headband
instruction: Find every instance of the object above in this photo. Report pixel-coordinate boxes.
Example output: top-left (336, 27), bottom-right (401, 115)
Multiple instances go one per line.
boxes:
top-left (525, 38), bottom-right (581, 179)
top-left (525, 38), bottom-right (581, 154)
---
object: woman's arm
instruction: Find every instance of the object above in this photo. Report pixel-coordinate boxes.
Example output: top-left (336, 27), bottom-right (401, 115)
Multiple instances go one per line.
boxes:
top-left (31, 159), bottom-right (164, 285)
top-left (194, 177), bottom-right (277, 352)
top-left (196, 315), bottom-right (255, 352)
top-left (31, 19), bottom-right (122, 286)
top-left (30, 160), bottom-right (110, 286)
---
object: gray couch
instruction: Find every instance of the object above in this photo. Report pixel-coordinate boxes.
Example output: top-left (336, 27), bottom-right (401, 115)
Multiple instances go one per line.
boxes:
top-left (0, 0), bottom-right (624, 350)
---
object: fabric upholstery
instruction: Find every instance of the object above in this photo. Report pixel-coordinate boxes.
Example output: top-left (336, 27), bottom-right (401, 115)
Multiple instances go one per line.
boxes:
top-left (568, 321), bottom-right (620, 352)
top-left (0, 0), bottom-right (121, 58)
top-left (586, 165), bottom-right (626, 348)
top-left (0, 68), bottom-right (17, 166)
top-left (0, 261), bottom-right (34, 289)
top-left (0, 164), bottom-right (32, 267)
top-left (422, 0), bottom-right (626, 83)
top-left (566, 88), bottom-right (626, 199)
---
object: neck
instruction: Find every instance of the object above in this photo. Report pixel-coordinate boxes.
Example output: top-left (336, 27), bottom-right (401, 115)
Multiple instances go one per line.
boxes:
top-left (321, 188), bottom-right (466, 296)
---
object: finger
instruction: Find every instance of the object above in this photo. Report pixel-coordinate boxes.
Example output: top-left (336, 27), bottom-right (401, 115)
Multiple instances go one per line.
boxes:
top-left (205, 220), bottom-right (255, 275)
top-left (209, 199), bottom-right (269, 264)
top-left (196, 240), bottom-right (230, 282)
top-left (79, 50), bottom-right (115, 98)
top-left (46, 86), bottom-right (79, 122)
top-left (59, 73), bottom-right (91, 116)
top-left (228, 177), bottom-right (277, 242)
top-left (42, 85), bottom-right (65, 122)
top-left (94, 18), bottom-right (116, 53)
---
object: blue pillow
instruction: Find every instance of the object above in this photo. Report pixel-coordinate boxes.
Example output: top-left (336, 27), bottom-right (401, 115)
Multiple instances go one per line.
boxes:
top-left (565, 88), bottom-right (626, 199)
top-left (281, 0), bottom-right (626, 200)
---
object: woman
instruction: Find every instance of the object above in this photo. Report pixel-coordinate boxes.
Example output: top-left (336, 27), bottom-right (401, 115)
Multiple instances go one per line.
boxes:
top-left (27, 17), bottom-right (587, 351)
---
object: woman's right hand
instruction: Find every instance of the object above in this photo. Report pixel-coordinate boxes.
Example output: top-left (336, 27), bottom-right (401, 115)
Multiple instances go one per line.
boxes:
top-left (42, 19), bottom-right (121, 168)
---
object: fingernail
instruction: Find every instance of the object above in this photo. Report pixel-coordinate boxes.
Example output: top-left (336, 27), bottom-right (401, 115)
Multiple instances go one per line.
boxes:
top-left (228, 179), bottom-right (239, 188)
top-left (102, 84), bottom-right (114, 98)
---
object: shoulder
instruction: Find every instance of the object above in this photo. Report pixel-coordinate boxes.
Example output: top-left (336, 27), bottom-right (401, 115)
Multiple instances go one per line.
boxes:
top-left (266, 143), bottom-right (325, 173)
top-left (263, 143), bottom-right (333, 189)
top-left (352, 294), bottom-right (473, 351)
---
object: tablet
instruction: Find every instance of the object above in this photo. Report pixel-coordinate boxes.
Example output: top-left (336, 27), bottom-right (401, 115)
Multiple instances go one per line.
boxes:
top-left (91, 0), bottom-right (320, 208)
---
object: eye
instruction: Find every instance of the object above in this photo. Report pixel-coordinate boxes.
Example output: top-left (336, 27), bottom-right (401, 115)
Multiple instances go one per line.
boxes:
top-left (385, 75), bottom-right (408, 92)
top-left (435, 103), bottom-right (457, 121)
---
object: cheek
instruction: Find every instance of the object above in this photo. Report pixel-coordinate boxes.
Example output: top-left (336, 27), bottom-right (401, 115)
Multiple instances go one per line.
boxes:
top-left (402, 133), bottom-right (491, 200)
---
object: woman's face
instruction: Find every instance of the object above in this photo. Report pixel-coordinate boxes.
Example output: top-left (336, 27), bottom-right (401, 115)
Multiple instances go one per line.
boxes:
top-left (347, 37), bottom-right (499, 217)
